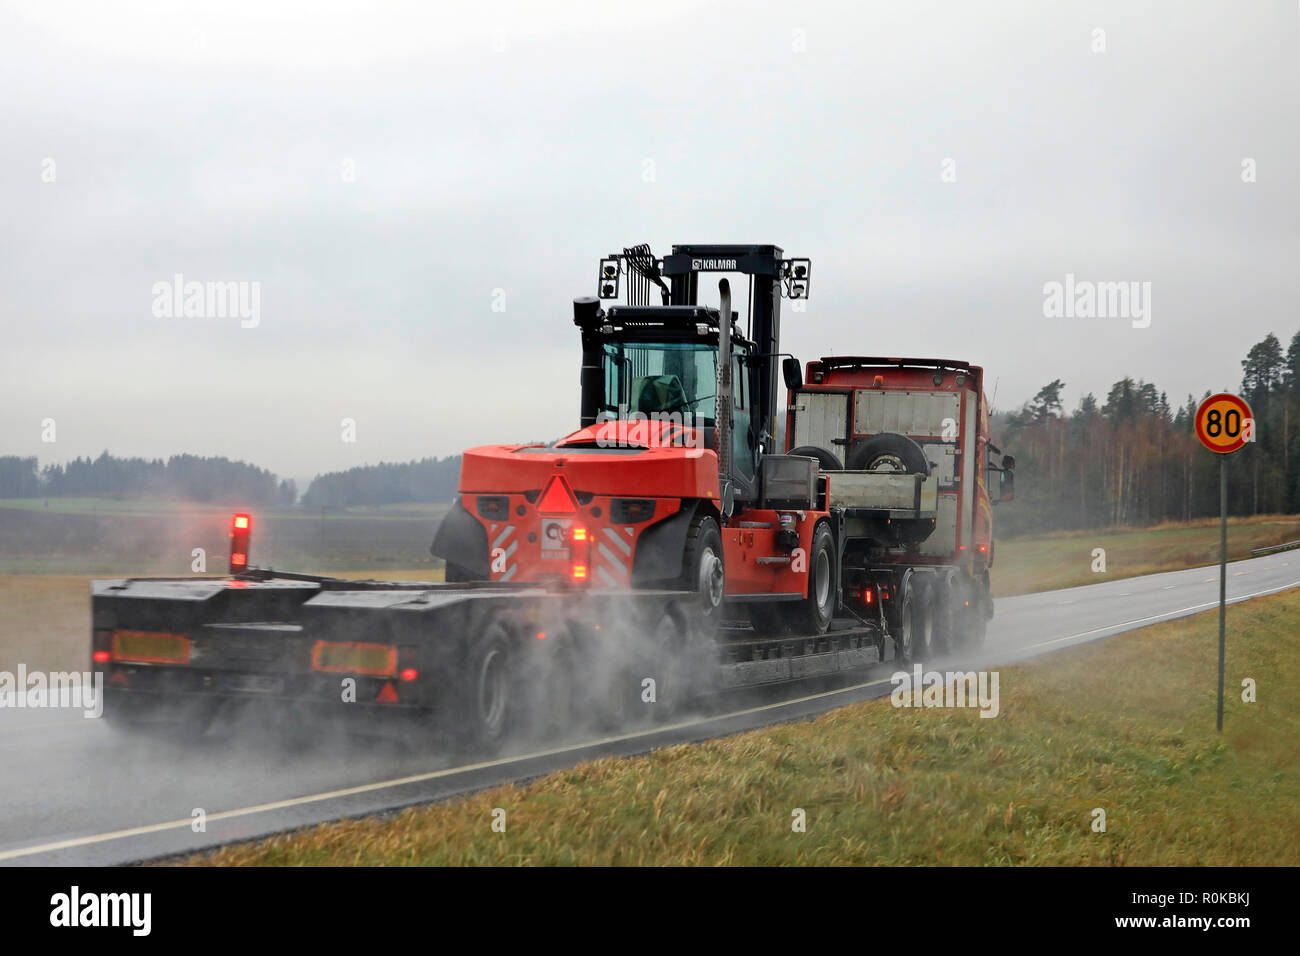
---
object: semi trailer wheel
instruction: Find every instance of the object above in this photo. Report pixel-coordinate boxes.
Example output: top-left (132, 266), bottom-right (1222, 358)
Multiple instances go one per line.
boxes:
top-left (648, 609), bottom-right (691, 722)
top-left (781, 522), bottom-right (836, 636)
top-left (929, 571), bottom-right (957, 656)
top-left (463, 620), bottom-right (518, 750)
top-left (911, 575), bottom-right (936, 661)
top-left (892, 577), bottom-right (916, 664)
top-left (680, 514), bottom-right (725, 634)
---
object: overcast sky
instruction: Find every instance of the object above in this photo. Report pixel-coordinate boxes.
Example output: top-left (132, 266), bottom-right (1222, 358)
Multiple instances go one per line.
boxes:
top-left (2, 0), bottom-right (1297, 486)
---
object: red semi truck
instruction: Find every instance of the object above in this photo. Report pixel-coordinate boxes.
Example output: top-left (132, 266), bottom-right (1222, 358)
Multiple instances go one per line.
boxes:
top-left (90, 243), bottom-right (1014, 747)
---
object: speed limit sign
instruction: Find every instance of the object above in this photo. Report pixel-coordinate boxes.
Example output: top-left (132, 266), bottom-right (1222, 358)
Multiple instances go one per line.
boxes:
top-left (1195, 393), bottom-right (1254, 454)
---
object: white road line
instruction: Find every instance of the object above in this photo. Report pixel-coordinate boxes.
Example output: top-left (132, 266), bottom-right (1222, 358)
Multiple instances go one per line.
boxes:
top-left (0, 674), bottom-right (896, 862)
top-left (1021, 579), bottom-right (1300, 653)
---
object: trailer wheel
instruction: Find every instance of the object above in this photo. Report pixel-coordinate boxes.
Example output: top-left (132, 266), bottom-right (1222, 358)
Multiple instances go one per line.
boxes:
top-left (104, 692), bottom-right (217, 744)
top-left (892, 578), bottom-right (916, 664)
top-left (782, 523), bottom-right (836, 636)
top-left (648, 609), bottom-right (692, 722)
top-left (680, 514), bottom-right (725, 634)
top-left (464, 621), bottom-right (518, 749)
top-left (912, 575), bottom-right (936, 661)
top-left (929, 572), bottom-right (957, 655)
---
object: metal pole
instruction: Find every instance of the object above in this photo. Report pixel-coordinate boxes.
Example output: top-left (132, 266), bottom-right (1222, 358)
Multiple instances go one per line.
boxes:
top-left (1217, 453), bottom-right (1227, 732)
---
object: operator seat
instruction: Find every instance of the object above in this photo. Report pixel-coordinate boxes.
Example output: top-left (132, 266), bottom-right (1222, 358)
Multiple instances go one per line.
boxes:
top-left (631, 374), bottom-right (689, 415)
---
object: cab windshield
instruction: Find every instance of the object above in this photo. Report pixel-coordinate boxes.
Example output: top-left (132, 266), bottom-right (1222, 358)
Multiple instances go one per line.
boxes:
top-left (599, 341), bottom-right (718, 421)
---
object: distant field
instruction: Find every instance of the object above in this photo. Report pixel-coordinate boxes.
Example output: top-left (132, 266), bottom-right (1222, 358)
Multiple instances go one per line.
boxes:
top-left (992, 515), bottom-right (1300, 597)
top-left (187, 587), bottom-right (1300, 866)
top-left (0, 498), bottom-right (452, 575)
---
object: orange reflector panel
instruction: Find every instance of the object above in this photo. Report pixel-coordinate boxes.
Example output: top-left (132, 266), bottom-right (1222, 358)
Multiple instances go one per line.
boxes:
top-left (111, 630), bottom-right (190, 664)
top-left (311, 641), bottom-right (397, 676)
top-left (376, 681), bottom-right (399, 703)
top-left (537, 474), bottom-right (578, 515)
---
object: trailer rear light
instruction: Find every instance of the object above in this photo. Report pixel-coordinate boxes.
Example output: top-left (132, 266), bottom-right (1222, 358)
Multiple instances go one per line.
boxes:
top-left (399, 667), bottom-right (419, 682)
top-left (864, 589), bottom-right (873, 604)
top-left (92, 628), bottom-right (112, 662)
top-left (396, 645), bottom-right (418, 682)
top-left (229, 513), bottom-right (252, 574)
top-left (93, 650), bottom-right (111, 663)
top-left (536, 631), bottom-right (547, 640)
top-left (111, 630), bottom-right (191, 664)
top-left (311, 641), bottom-right (397, 677)
top-left (978, 545), bottom-right (987, 552)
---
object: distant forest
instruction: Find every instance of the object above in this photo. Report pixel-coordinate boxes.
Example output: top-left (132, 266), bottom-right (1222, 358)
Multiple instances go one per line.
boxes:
top-left (0, 451), bottom-right (463, 509)
top-left (4, 328), bottom-right (1298, 527)
top-left (995, 328), bottom-right (1300, 535)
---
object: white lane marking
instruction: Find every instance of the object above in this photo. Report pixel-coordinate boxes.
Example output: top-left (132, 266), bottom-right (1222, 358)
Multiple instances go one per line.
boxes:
top-left (0, 673), bottom-right (897, 862)
top-left (1235, 571), bottom-right (1253, 576)
top-left (9, 569), bottom-right (1297, 864)
top-left (1021, 579), bottom-right (1300, 653)
top-left (1162, 585), bottom-right (1177, 590)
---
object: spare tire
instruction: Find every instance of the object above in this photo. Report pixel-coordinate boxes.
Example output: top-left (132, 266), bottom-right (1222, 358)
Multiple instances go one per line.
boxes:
top-left (846, 433), bottom-right (930, 476)
top-left (787, 445), bottom-right (843, 471)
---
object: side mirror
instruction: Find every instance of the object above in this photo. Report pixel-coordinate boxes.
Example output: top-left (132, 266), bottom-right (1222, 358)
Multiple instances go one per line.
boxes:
top-left (998, 468), bottom-right (1015, 502)
top-left (782, 357), bottom-right (803, 392)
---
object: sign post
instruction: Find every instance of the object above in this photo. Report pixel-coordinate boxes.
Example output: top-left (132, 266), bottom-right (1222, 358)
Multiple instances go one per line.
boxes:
top-left (1194, 392), bottom-right (1254, 732)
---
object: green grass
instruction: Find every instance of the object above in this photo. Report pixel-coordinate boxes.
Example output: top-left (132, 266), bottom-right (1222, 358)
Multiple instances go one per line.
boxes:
top-left (0, 497), bottom-right (451, 521)
top-left (185, 588), bottom-right (1300, 866)
top-left (992, 514), bottom-right (1300, 597)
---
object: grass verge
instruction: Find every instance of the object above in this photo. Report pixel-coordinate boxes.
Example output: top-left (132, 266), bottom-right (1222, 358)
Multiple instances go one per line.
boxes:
top-left (185, 588), bottom-right (1300, 866)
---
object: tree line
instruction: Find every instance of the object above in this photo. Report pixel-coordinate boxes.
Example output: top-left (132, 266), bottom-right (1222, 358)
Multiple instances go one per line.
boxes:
top-left (299, 457), bottom-right (461, 509)
top-left (996, 329), bottom-right (1300, 535)
top-left (0, 452), bottom-right (296, 506)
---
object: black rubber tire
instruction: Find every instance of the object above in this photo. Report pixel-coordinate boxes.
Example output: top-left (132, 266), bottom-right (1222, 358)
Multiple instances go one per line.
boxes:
top-left (646, 609), bottom-right (692, 722)
top-left (781, 523), bottom-right (836, 636)
top-left (846, 433), bottom-right (931, 476)
top-left (103, 692), bottom-right (217, 744)
top-left (462, 621), bottom-right (518, 751)
top-left (787, 445), bottom-right (843, 472)
top-left (929, 572), bottom-right (957, 656)
top-left (911, 575), bottom-right (936, 661)
top-left (892, 577), bottom-right (916, 664)
top-left (678, 514), bottom-right (725, 635)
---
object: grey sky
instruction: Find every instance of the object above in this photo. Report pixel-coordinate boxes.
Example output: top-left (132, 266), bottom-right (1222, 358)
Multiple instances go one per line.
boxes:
top-left (2, 0), bottom-right (1297, 484)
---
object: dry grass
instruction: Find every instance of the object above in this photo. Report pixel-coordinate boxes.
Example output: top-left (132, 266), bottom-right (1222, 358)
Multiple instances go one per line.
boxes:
top-left (992, 515), bottom-right (1300, 597)
top-left (185, 589), bottom-right (1300, 866)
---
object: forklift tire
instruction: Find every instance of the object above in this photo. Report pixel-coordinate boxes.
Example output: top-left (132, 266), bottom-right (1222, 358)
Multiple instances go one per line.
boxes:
top-left (929, 571), bottom-right (957, 655)
top-left (679, 514), bottom-right (725, 635)
top-left (781, 523), bottom-right (836, 636)
top-left (787, 445), bottom-right (843, 472)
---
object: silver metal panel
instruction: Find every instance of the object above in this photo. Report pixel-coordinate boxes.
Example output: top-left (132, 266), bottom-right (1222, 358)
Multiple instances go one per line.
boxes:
top-left (922, 443), bottom-right (957, 485)
top-left (920, 493), bottom-right (960, 557)
top-left (791, 392), bottom-right (849, 452)
top-left (853, 390), bottom-right (960, 438)
top-left (824, 472), bottom-right (938, 516)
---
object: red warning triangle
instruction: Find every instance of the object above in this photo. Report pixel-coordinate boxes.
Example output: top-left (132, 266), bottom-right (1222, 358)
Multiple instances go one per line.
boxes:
top-left (376, 681), bottom-right (399, 703)
top-left (537, 474), bottom-right (578, 515)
